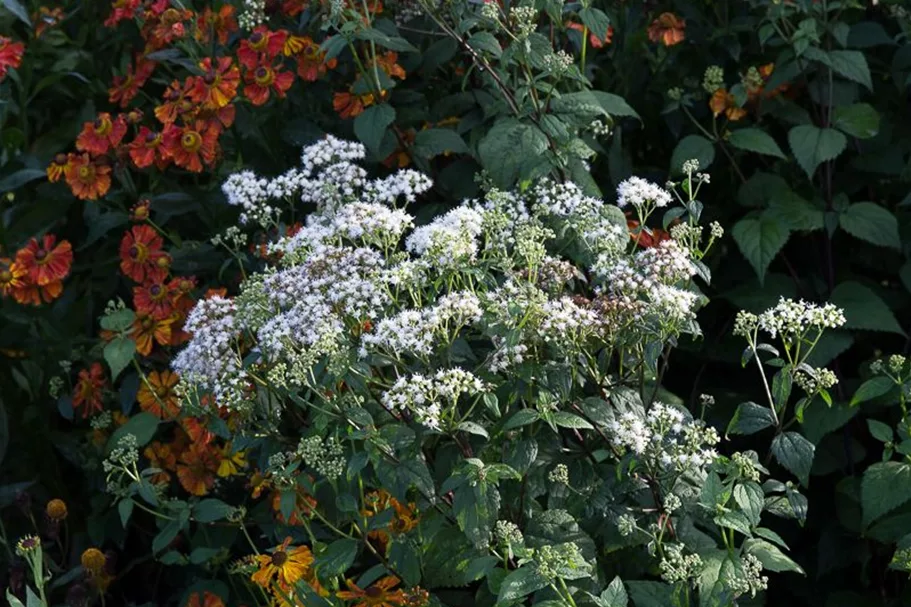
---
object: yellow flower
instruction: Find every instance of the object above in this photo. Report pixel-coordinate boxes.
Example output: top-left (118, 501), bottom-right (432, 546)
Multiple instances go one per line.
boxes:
top-left (81, 547), bottom-right (106, 573)
top-left (337, 575), bottom-right (406, 607)
top-left (251, 538), bottom-right (314, 589)
top-left (46, 498), bottom-right (68, 521)
top-left (217, 444), bottom-right (248, 478)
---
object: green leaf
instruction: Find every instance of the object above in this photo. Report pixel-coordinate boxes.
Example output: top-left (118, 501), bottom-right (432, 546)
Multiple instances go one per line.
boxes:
top-left (600, 576), bottom-right (629, 607)
top-left (389, 541), bottom-right (421, 586)
top-left (867, 419), bottom-right (894, 443)
top-left (848, 21), bottom-right (896, 48)
top-left (106, 412), bottom-right (159, 455)
top-left (104, 337), bottom-right (136, 381)
top-left (727, 402), bottom-right (776, 437)
top-left (497, 565), bottom-right (550, 602)
top-left (765, 191), bottom-right (824, 231)
top-left (771, 432), bottom-right (815, 487)
top-left (731, 214), bottom-right (790, 283)
top-left (552, 411), bottom-right (594, 429)
top-left (828, 50), bottom-right (872, 90)
top-left (862, 461), bottom-right (911, 525)
top-left (838, 202), bottom-right (900, 250)
top-left (727, 128), bottom-right (786, 159)
top-left (832, 103), bottom-right (880, 139)
top-left (316, 539), bottom-right (359, 578)
top-left (354, 104), bottom-right (395, 155)
top-left (743, 538), bottom-right (805, 574)
top-left (193, 499), bottom-right (234, 523)
top-left (670, 135), bottom-right (715, 175)
top-left (591, 91), bottom-right (640, 120)
top-left (2, 0), bottom-right (31, 25)
top-left (0, 168), bottom-right (44, 193)
top-left (118, 499), bottom-right (134, 528)
top-left (413, 129), bottom-right (468, 159)
top-left (478, 119), bottom-right (549, 188)
top-left (788, 125), bottom-right (847, 178)
top-left (578, 7), bottom-right (611, 41)
top-left (626, 581), bottom-right (673, 607)
top-left (100, 308), bottom-right (136, 332)
top-left (830, 281), bottom-right (905, 335)
top-left (502, 408), bottom-right (540, 431)
top-left (355, 28), bottom-right (417, 52)
top-left (851, 376), bottom-right (894, 406)
top-left (152, 519), bottom-right (183, 553)
top-left (734, 482), bottom-right (765, 527)
top-left (6, 589), bottom-right (26, 607)
top-left (467, 32), bottom-right (502, 57)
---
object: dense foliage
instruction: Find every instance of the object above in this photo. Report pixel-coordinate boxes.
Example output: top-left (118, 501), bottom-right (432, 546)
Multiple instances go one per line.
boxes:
top-left (2, 0), bottom-right (911, 606)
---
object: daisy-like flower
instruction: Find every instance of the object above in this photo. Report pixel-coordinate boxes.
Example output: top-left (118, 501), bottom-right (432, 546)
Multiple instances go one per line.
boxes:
top-left (709, 89), bottom-right (746, 121)
top-left (161, 121), bottom-right (219, 173)
top-left (109, 56), bottom-right (156, 108)
top-left (566, 20), bottom-right (613, 48)
top-left (336, 575), bottom-right (406, 607)
top-left (104, 0), bottom-right (142, 27)
top-left (186, 591), bottom-right (225, 607)
top-left (191, 57), bottom-right (240, 109)
top-left (154, 79), bottom-right (195, 126)
top-left (64, 153), bottom-right (112, 200)
top-left (134, 279), bottom-right (174, 319)
top-left (0, 257), bottom-right (27, 297)
top-left (176, 442), bottom-right (220, 495)
top-left (138, 370), bottom-right (180, 418)
top-left (238, 26), bottom-right (288, 70)
top-left (46, 153), bottom-right (70, 182)
top-left (131, 312), bottom-right (174, 356)
top-left (216, 443), bottom-right (247, 477)
top-left (0, 36), bottom-right (25, 81)
top-left (295, 36), bottom-right (336, 81)
top-left (195, 5), bottom-right (237, 45)
top-left (11, 279), bottom-right (64, 306)
top-left (119, 225), bottom-right (169, 283)
top-left (333, 88), bottom-right (378, 119)
top-left (143, 440), bottom-right (178, 484)
top-left (243, 64), bottom-right (295, 106)
top-left (15, 234), bottom-right (73, 286)
top-left (251, 538), bottom-right (314, 588)
top-left (73, 363), bottom-right (107, 418)
top-left (127, 127), bottom-right (168, 169)
top-left (76, 113), bottom-right (128, 155)
top-left (647, 12), bottom-right (686, 47)
top-left (131, 199), bottom-right (152, 222)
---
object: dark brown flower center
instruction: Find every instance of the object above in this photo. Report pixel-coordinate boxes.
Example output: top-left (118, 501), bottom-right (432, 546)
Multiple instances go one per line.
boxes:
top-left (35, 250), bottom-right (47, 261)
top-left (129, 246), bottom-right (139, 259)
top-left (366, 586), bottom-right (383, 598)
top-left (250, 32), bottom-right (264, 45)
top-left (54, 153), bottom-right (67, 165)
top-left (271, 550), bottom-right (288, 566)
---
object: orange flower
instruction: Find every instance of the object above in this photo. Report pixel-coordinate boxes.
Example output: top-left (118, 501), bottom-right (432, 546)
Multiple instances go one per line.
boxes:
top-left (161, 121), bottom-right (219, 172)
top-left (181, 415), bottom-right (216, 445)
top-left (362, 490), bottom-right (418, 552)
top-left (626, 216), bottom-right (671, 248)
top-left (138, 370), bottom-right (180, 418)
top-left (0, 258), bottom-right (26, 297)
top-left (244, 64), bottom-right (295, 106)
top-left (709, 88), bottom-right (746, 121)
top-left (192, 57), bottom-right (240, 109)
top-left (282, 0), bottom-right (309, 16)
top-left (120, 225), bottom-right (169, 283)
top-left (73, 363), bottom-right (107, 418)
top-left (294, 36), bottom-right (337, 81)
top-left (46, 153), bottom-right (70, 182)
top-left (647, 12), bottom-right (685, 47)
top-left (34, 7), bottom-right (65, 38)
top-left (238, 27), bottom-right (289, 70)
top-left (251, 538), bottom-right (314, 588)
top-left (110, 57), bottom-right (156, 108)
top-left (64, 153), bottom-right (112, 200)
top-left (0, 36), bottom-right (25, 81)
top-left (131, 312), bottom-right (174, 356)
top-left (155, 79), bottom-right (196, 125)
top-left (128, 127), bottom-right (168, 169)
top-left (337, 575), bottom-right (406, 607)
top-left (76, 113), bottom-right (128, 155)
top-left (105, 0), bottom-right (142, 27)
top-left (131, 199), bottom-right (152, 222)
top-left (333, 88), bottom-right (377, 119)
top-left (186, 591), bottom-right (225, 607)
top-left (566, 21), bottom-right (613, 48)
top-left (144, 440), bottom-right (178, 484)
top-left (176, 442), bottom-right (220, 495)
top-left (11, 279), bottom-right (63, 306)
top-left (15, 234), bottom-right (73, 286)
top-left (271, 488), bottom-right (318, 525)
top-left (195, 5), bottom-right (237, 45)
top-left (373, 51), bottom-right (405, 80)
top-left (134, 279), bottom-right (175, 319)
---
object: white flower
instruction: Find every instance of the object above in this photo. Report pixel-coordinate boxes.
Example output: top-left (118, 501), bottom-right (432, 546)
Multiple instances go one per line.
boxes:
top-left (616, 177), bottom-right (673, 209)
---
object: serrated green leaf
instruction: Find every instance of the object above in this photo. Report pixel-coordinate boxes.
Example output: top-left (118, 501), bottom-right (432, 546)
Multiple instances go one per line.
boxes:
top-left (106, 412), bottom-right (159, 454)
top-left (413, 128), bottom-right (468, 159)
top-left (670, 135), bottom-right (715, 175)
top-left (591, 91), bottom-right (640, 119)
top-left (354, 104), bottom-right (395, 154)
top-left (788, 125), bottom-right (847, 178)
top-left (193, 498), bottom-right (234, 523)
top-left (867, 419), bottom-right (893, 443)
top-left (727, 402), bottom-right (776, 437)
top-left (478, 119), bottom-right (549, 188)
top-left (771, 432), bottom-right (815, 487)
top-left (727, 128), bottom-right (786, 159)
top-left (832, 103), bottom-right (880, 139)
top-left (851, 376), bottom-right (894, 406)
top-left (862, 461), bottom-right (911, 525)
top-left (316, 539), bottom-right (359, 578)
top-left (830, 281), bottom-right (905, 335)
top-left (600, 576), bottom-right (629, 607)
top-left (497, 566), bottom-right (549, 602)
top-left (828, 50), bottom-right (872, 89)
top-left (744, 538), bottom-right (805, 574)
top-left (734, 483), bottom-right (764, 527)
top-left (839, 202), bottom-right (900, 249)
top-left (731, 213), bottom-right (790, 283)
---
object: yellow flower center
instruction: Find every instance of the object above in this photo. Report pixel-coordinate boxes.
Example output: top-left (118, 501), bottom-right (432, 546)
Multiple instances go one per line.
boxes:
top-left (181, 131), bottom-right (203, 152)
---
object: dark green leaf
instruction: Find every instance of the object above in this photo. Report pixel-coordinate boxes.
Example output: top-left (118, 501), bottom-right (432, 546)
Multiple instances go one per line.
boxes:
top-left (851, 376), bottom-right (895, 406)
top-left (727, 128), bottom-right (786, 159)
top-left (828, 50), bottom-right (872, 90)
top-left (316, 539), bottom-right (359, 578)
top-left (354, 104), bottom-right (396, 155)
top-left (788, 125), bottom-right (847, 178)
top-left (0, 169), bottom-right (44, 193)
top-left (104, 337), bottom-right (136, 381)
top-left (1, 0), bottom-right (31, 26)
top-left (731, 213), bottom-right (790, 283)
top-left (193, 499), bottom-right (234, 523)
top-left (727, 402), bottom-right (775, 437)
top-left (413, 128), bottom-right (468, 160)
top-left (771, 432), bottom-right (815, 487)
top-left (832, 104), bottom-right (880, 139)
top-left (600, 576), bottom-right (629, 607)
top-left (106, 412), bottom-right (159, 454)
top-left (670, 135), bottom-right (715, 175)
top-left (839, 202), bottom-right (900, 249)
top-left (744, 538), bottom-right (805, 574)
top-left (830, 281), bottom-right (905, 335)
top-left (862, 461), bottom-right (911, 525)
top-left (497, 566), bottom-right (550, 602)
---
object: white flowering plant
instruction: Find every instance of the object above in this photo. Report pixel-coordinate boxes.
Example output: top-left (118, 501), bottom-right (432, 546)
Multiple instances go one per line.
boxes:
top-left (89, 138), bottom-right (851, 607)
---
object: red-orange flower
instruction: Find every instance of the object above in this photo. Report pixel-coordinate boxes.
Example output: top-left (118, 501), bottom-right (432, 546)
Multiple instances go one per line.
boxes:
top-left (567, 21), bottom-right (613, 48)
top-left (373, 51), bottom-right (405, 80)
top-left (65, 153), bottom-right (112, 200)
top-left (333, 88), bottom-right (378, 120)
top-left (109, 57), bottom-right (156, 108)
top-left (131, 199), bottom-right (152, 222)
top-left (336, 575), bottom-right (406, 607)
top-left (0, 36), bottom-right (25, 81)
top-left (282, 0), bottom-right (309, 16)
top-left (191, 57), bottom-right (240, 109)
top-left (244, 64), bottom-right (295, 106)
top-left (128, 127), bottom-right (168, 169)
top-left (46, 153), bottom-right (70, 182)
top-left (627, 216), bottom-right (671, 248)
top-left (34, 7), bottom-right (65, 38)
top-left (76, 113), bottom-right (128, 155)
top-left (186, 591), bottom-right (225, 607)
top-left (104, 0), bottom-right (142, 27)
top-left (0, 257), bottom-right (26, 298)
top-left (176, 442), bottom-right (220, 496)
top-left (295, 36), bottom-right (336, 81)
top-left (161, 121), bottom-right (219, 172)
top-left (195, 5), bottom-right (237, 45)
top-left (144, 440), bottom-right (178, 484)
top-left (238, 27), bottom-right (288, 70)
top-left (131, 311), bottom-right (174, 356)
top-left (120, 225), bottom-right (169, 283)
top-left (73, 363), bottom-right (107, 418)
top-left (709, 89), bottom-right (746, 121)
top-left (155, 79), bottom-right (196, 125)
top-left (647, 13), bottom-right (686, 47)
top-left (138, 370), bottom-right (180, 419)
top-left (15, 234), bottom-right (73, 286)
top-left (134, 279), bottom-right (174, 319)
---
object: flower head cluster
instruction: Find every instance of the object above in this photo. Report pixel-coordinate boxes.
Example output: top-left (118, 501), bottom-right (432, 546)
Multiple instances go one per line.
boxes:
top-left (616, 177), bottom-right (673, 210)
top-left (735, 297), bottom-right (846, 340)
top-left (659, 543), bottom-right (704, 583)
top-left (381, 368), bottom-right (487, 430)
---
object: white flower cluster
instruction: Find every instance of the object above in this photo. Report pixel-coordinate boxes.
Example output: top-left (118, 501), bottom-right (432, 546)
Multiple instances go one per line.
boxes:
top-left (381, 368), bottom-right (487, 429)
top-left (659, 543), bottom-right (704, 583)
top-left (405, 207), bottom-right (485, 269)
top-left (734, 297), bottom-right (846, 340)
top-left (222, 170), bottom-right (273, 226)
top-left (728, 554), bottom-right (768, 598)
top-left (616, 176), bottom-right (673, 210)
top-left (608, 403), bottom-right (719, 474)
